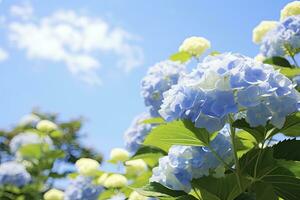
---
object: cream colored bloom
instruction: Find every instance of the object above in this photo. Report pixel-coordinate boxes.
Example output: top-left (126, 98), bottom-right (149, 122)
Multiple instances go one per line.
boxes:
top-left (179, 36), bottom-right (211, 57)
top-left (125, 159), bottom-right (147, 175)
top-left (97, 173), bottom-right (109, 185)
top-left (19, 114), bottom-right (40, 126)
top-left (104, 174), bottom-right (127, 188)
top-left (75, 158), bottom-right (100, 176)
top-left (281, 1), bottom-right (300, 20)
top-left (43, 189), bottom-right (64, 200)
top-left (36, 120), bottom-right (58, 132)
top-left (252, 21), bottom-right (278, 44)
top-left (254, 54), bottom-right (266, 62)
top-left (128, 191), bottom-right (148, 200)
top-left (110, 148), bottom-right (129, 163)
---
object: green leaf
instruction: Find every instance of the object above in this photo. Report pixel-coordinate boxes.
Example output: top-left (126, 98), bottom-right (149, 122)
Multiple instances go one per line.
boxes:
top-left (276, 112), bottom-right (300, 137)
top-left (251, 182), bottom-right (278, 200)
top-left (134, 182), bottom-right (187, 198)
top-left (143, 120), bottom-right (214, 152)
top-left (169, 52), bottom-right (191, 63)
top-left (232, 119), bottom-right (265, 143)
top-left (277, 160), bottom-right (300, 178)
top-left (263, 56), bottom-right (292, 68)
top-left (236, 131), bottom-right (256, 158)
top-left (234, 193), bottom-right (256, 200)
top-left (192, 174), bottom-right (251, 200)
top-left (131, 146), bottom-right (166, 167)
top-left (272, 139), bottom-right (300, 161)
top-left (142, 117), bottom-right (165, 125)
top-left (278, 67), bottom-right (300, 79)
top-left (18, 144), bottom-right (45, 159)
top-left (240, 148), bottom-right (300, 200)
top-left (130, 171), bottom-right (152, 187)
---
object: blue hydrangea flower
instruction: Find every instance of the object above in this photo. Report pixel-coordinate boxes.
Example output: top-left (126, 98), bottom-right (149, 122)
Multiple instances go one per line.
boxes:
top-left (260, 15), bottom-right (300, 57)
top-left (0, 161), bottom-right (31, 187)
top-left (150, 127), bottom-right (233, 192)
top-left (141, 60), bottom-right (186, 117)
top-left (159, 53), bottom-right (300, 132)
top-left (64, 176), bottom-right (103, 200)
top-left (9, 132), bottom-right (53, 153)
top-left (124, 113), bottom-right (155, 153)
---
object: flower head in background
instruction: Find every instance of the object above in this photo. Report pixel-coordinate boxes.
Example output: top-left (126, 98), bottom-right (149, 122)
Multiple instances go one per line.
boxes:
top-left (150, 128), bottom-right (232, 192)
top-left (19, 113), bottom-right (40, 126)
top-left (141, 60), bottom-right (186, 117)
top-left (260, 15), bottom-right (300, 57)
top-left (103, 174), bottom-right (127, 188)
top-left (124, 113), bottom-right (154, 153)
top-left (64, 176), bottom-right (103, 200)
top-left (44, 189), bottom-right (64, 200)
top-left (252, 21), bottom-right (278, 44)
top-left (97, 173), bottom-right (109, 185)
top-left (75, 158), bottom-right (100, 176)
top-left (179, 36), bottom-right (211, 57)
top-left (36, 120), bottom-right (58, 132)
top-left (128, 191), bottom-right (152, 200)
top-left (281, 1), bottom-right (300, 20)
top-left (159, 53), bottom-right (300, 132)
top-left (110, 148), bottom-right (129, 163)
top-left (9, 132), bottom-right (53, 153)
top-left (125, 159), bottom-right (147, 176)
top-left (0, 161), bottom-right (31, 187)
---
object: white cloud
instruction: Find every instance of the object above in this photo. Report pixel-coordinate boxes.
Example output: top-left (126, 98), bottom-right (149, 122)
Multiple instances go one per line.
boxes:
top-left (10, 2), bottom-right (33, 20)
top-left (8, 7), bottom-right (143, 85)
top-left (0, 48), bottom-right (8, 62)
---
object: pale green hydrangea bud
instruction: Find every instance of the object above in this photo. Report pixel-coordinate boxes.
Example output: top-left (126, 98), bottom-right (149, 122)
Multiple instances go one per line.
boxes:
top-left (252, 21), bottom-right (278, 44)
top-left (179, 36), bottom-right (211, 57)
top-left (103, 174), bottom-right (127, 188)
top-left (128, 191), bottom-right (148, 200)
top-left (43, 189), bottom-right (64, 200)
top-left (110, 148), bottom-right (129, 163)
top-left (281, 1), bottom-right (300, 20)
top-left (125, 159), bottom-right (147, 176)
top-left (75, 158), bottom-right (100, 176)
top-left (36, 120), bottom-right (58, 132)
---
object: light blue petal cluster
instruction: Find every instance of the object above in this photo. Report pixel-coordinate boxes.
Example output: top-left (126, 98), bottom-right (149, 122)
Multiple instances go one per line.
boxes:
top-left (150, 127), bottom-right (233, 192)
top-left (159, 53), bottom-right (300, 132)
top-left (0, 161), bottom-right (31, 187)
top-left (124, 113), bottom-right (155, 153)
top-left (64, 176), bottom-right (103, 200)
top-left (260, 15), bottom-right (300, 57)
top-left (9, 132), bottom-right (53, 153)
top-left (141, 60), bottom-right (186, 117)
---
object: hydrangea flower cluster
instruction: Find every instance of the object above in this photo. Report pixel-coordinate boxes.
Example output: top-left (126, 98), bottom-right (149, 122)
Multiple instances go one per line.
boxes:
top-left (9, 132), bottom-right (53, 153)
top-left (260, 15), bottom-right (300, 57)
top-left (0, 161), bottom-right (31, 187)
top-left (159, 53), bottom-right (300, 132)
top-left (150, 128), bottom-right (233, 192)
top-left (141, 60), bottom-right (186, 117)
top-left (124, 113), bottom-right (155, 153)
top-left (64, 176), bottom-right (103, 200)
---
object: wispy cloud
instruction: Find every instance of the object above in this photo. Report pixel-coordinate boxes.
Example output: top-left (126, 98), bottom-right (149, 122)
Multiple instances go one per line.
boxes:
top-left (7, 3), bottom-right (143, 85)
top-left (0, 47), bottom-right (8, 62)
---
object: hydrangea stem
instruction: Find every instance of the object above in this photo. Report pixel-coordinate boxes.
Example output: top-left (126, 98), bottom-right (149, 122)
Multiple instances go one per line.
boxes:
top-left (229, 117), bottom-right (243, 192)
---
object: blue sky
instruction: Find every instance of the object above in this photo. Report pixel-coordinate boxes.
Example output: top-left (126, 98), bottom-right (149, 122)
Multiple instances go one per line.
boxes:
top-left (0, 0), bottom-right (293, 163)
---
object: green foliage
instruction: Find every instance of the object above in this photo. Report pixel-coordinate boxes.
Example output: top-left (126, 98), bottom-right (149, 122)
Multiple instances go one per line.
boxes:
top-left (169, 51), bottom-right (192, 63)
top-left (263, 56), bottom-right (292, 68)
top-left (143, 120), bottom-right (215, 152)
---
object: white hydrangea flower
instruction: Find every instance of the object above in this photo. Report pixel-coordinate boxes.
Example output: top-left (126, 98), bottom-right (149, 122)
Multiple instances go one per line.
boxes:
top-left (19, 113), bottom-right (40, 126)
top-left (104, 174), bottom-right (127, 188)
top-left (36, 120), bottom-right (58, 132)
top-left (75, 158), bottom-right (100, 176)
top-left (44, 189), bottom-right (64, 200)
top-left (179, 36), bottom-right (210, 57)
top-left (110, 148), bottom-right (129, 163)
top-left (281, 1), bottom-right (300, 20)
top-left (252, 21), bottom-right (278, 44)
